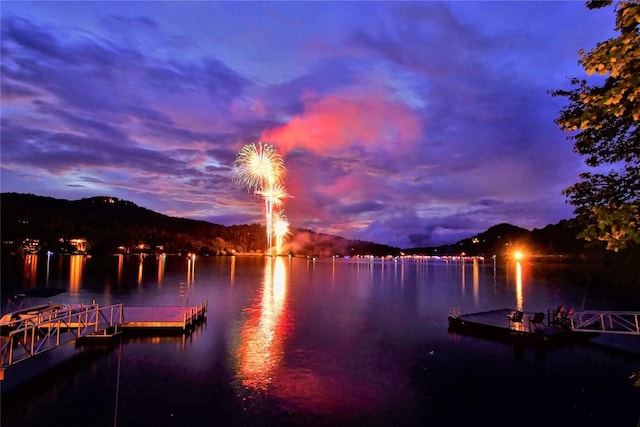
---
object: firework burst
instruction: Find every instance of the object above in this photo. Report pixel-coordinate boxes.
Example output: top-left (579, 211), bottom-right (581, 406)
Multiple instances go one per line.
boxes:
top-left (233, 142), bottom-right (285, 191)
top-left (233, 142), bottom-right (291, 254)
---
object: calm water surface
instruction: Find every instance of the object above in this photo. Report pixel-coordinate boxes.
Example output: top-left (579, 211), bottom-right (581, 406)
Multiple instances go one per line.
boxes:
top-left (1, 254), bottom-right (639, 426)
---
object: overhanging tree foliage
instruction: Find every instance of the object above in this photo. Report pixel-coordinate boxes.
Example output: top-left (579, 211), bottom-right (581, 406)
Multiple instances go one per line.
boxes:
top-left (551, 0), bottom-right (640, 251)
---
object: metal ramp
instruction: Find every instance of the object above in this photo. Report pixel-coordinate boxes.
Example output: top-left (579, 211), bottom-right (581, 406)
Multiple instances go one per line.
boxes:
top-left (1, 303), bottom-right (124, 370)
top-left (571, 311), bottom-right (640, 335)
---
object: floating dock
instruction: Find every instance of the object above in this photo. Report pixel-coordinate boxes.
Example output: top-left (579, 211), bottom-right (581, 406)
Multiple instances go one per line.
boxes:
top-left (2, 300), bottom-right (208, 378)
top-left (119, 301), bottom-right (208, 334)
top-left (447, 308), bottom-right (597, 349)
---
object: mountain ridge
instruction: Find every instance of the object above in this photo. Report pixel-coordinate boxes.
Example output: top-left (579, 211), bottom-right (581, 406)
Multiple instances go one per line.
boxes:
top-left (0, 193), bottom-right (398, 257)
top-left (0, 192), bottom-right (616, 259)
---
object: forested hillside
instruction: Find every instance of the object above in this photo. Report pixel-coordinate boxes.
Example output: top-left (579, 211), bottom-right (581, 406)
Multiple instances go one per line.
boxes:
top-left (2, 193), bottom-right (638, 273)
top-left (0, 193), bottom-right (399, 257)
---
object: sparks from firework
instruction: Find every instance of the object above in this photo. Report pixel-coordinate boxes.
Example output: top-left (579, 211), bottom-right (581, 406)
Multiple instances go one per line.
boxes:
top-left (273, 211), bottom-right (291, 255)
top-left (255, 181), bottom-right (292, 252)
top-left (233, 142), bottom-right (288, 253)
top-left (255, 182), bottom-right (291, 210)
top-left (233, 142), bottom-right (285, 191)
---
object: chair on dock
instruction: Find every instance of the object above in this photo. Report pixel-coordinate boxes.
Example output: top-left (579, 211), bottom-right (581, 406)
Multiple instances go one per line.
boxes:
top-left (549, 305), bottom-right (564, 327)
top-left (558, 307), bottom-right (574, 327)
top-left (508, 310), bottom-right (524, 330)
top-left (528, 312), bottom-right (546, 332)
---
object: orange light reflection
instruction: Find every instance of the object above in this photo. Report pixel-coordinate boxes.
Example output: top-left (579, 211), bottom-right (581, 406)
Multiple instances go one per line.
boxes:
top-left (187, 254), bottom-right (195, 284)
top-left (236, 256), bottom-right (291, 390)
top-left (230, 256), bottom-right (236, 285)
top-left (23, 254), bottom-right (38, 288)
top-left (69, 255), bottom-right (84, 294)
top-left (137, 256), bottom-right (144, 285)
top-left (515, 261), bottom-right (523, 311)
top-left (472, 258), bottom-right (479, 305)
top-left (157, 254), bottom-right (166, 285)
top-left (117, 254), bottom-right (123, 285)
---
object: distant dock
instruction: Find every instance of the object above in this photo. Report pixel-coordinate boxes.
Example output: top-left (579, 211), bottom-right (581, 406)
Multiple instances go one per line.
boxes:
top-left (447, 307), bottom-right (597, 349)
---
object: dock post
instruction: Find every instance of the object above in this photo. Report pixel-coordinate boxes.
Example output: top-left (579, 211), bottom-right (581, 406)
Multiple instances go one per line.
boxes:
top-left (94, 305), bottom-right (100, 333)
top-left (8, 336), bottom-right (14, 364)
top-left (77, 311), bottom-right (82, 337)
top-left (56, 319), bottom-right (61, 346)
top-left (30, 325), bottom-right (36, 355)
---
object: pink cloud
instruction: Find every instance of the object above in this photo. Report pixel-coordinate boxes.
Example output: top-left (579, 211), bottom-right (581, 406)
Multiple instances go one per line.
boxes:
top-left (261, 92), bottom-right (421, 154)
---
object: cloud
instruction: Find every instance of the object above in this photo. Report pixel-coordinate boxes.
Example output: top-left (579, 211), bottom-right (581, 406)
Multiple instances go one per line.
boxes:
top-left (260, 91), bottom-right (422, 155)
top-left (0, 2), bottom-right (615, 248)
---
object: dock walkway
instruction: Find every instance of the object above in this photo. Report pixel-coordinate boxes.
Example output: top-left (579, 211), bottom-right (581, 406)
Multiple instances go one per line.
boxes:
top-left (1, 300), bottom-right (208, 379)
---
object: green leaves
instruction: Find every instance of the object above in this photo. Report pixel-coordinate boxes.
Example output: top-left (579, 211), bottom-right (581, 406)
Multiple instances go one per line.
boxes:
top-left (552, 1), bottom-right (640, 252)
top-left (578, 204), bottom-right (640, 251)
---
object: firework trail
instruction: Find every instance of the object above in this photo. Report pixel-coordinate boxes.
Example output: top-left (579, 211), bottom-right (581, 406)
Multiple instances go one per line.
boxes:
top-left (233, 142), bottom-right (289, 253)
top-left (255, 182), bottom-right (292, 252)
top-left (273, 211), bottom-right (291, 255)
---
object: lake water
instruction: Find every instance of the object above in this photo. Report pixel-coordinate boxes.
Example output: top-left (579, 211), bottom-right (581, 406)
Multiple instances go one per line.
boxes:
top-left (1, 254), bottom-right (639, 426)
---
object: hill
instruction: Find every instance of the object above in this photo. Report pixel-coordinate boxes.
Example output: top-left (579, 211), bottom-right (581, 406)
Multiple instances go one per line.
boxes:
top-left (2, 192), bottom-right (638, 263)
top-left (0, 193), bottom-right (399, 257)
top-left (404, 222), bottom-right (596, 258)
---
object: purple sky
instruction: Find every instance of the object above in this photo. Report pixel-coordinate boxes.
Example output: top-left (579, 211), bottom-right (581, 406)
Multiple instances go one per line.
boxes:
top-left (1, 2), bottom-right (615, 248)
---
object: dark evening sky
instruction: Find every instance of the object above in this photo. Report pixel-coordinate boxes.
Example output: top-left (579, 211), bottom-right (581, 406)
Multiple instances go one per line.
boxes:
top-left (1, 1), bottom-right (616, 248)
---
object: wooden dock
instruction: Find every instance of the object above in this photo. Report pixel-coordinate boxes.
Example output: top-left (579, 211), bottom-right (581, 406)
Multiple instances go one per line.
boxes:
top-left (1, 301), bottom-right (208, 381)
top-left (447, 308), bottom-right (597, 349)
top-left (119, 300), bottom-right (207, 334)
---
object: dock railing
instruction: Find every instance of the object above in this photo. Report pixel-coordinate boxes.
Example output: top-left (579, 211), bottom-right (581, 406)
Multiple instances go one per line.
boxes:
top-left (571, 310), bottom-right (640, 335)
top-left (183, 300), bottom-right (208, 330)
top-left (1, 303), bottom-right (124, 368)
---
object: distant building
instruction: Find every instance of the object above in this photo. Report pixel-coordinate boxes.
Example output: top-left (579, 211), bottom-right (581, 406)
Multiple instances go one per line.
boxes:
top-left (58, 237), bottom-right (89, 254)
top-left (21, 238), bottom-right (41, 254)
top-left (69, 238), bottom-right (88, 253)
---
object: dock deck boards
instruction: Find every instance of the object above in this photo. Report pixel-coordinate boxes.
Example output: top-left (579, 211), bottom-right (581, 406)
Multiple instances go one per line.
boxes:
top-left (458, 308), bottom-right (565, 334)
top-left (121, 304), bottom-right (206, 331)
top-left (447, 308), bottom-right (594, 348)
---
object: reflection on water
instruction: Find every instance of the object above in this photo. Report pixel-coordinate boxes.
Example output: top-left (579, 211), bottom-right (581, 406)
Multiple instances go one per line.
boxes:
top-left (473, 258), bottom-right (479, 305)
top-left (187, 254), bottom-right (195, 285)
top-left (137, 255), bottom-right (144, 285)
top-left (117, 254), bottom-right (123, 285)
top-left (157, 254), bottom-right (166, 285)
top-left (23, 255), bottom-right (38, 288)
top-left (46, 252), bottom-right (51, 285)
top-left (1, 255), bottom-right (637, 427)
top-left (236, 256), bottom-right (291, 391)
top-left (230, 256), bottom-right (236, 285)
top-left (69, 255), bottom-right (84, 294)
top-left (515, 260), bottom-right (523, 311)
top-left (461, 258), bottom-right (466, 295)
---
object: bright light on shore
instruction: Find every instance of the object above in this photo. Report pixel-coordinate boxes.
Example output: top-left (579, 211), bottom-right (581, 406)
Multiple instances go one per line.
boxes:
top-left (514, 251), bottom-right (524, 260)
